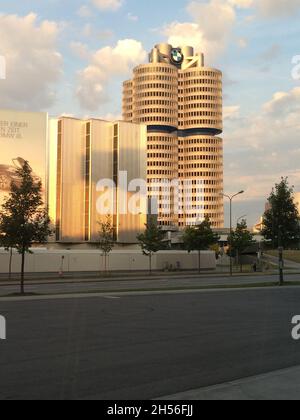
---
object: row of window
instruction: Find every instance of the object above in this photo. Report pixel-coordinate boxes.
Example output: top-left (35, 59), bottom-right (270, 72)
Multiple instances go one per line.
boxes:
top-left (136, 83), bottom-right (178, 91)
top-left (179, 138), bottom-right (222, 145)
top-left (181, 111), bottom-right (222, 117)
top-left (181, 119), bottom-right (222, 126)
top-left (134, 91), bottom-right (177, 99)
top-left (135, 99), bottom-right (177, 107)
top-left (181, 87), bottom-right (222, 94)
top-left (179, 103), bottom-right (221, 110)
top-left (135, 75), bottom-right (177, 83)
top-left (179, 156), bottom-right (221, 162)
top-left (180, 70), bottom-right (221, 78)
top-left (135, 66), bottom-right (177, 75)
top-left (183, 171), bottom-right (223, 177)
top-left (148, 178), bottom-right (222, 186)
top-left (148, 161), bottom-right (176, 167)
top-left (180, 163), bottom-right (222, 169)
top-left (179, 147), bottom-right (222, 153)
top-left (135, 108), bottom-right (178, 116)
top-left (147, 144), bottom-right (177, 151)
top-left (138, 116), bottom-right (178, 123)
top-left (147, 170), bottom-right (178, 176)
top-left (179, 79), bottom-right (221, 86)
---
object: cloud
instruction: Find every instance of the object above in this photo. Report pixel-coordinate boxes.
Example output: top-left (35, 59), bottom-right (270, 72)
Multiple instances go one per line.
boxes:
top-left (76, 39), bottom-right (147, 111)
top-left (257, 0), bottom-right (300, 17)
top-left (224, 105), bottom-right (240, 120)
top-left (0, 13), bottom-right (62, 110)
top-left (162, 0), bottom-right (300, 63)
top-left (91, 0), bottom-right (123, 11)
top-left (224, 87), bottom-right (300, 200)
top-left (162, 0), bottom-right (238, 62)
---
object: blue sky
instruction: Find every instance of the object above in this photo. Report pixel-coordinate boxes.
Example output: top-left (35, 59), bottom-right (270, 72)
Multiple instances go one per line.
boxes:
top-left (1, 0), bottom-right (300, 226)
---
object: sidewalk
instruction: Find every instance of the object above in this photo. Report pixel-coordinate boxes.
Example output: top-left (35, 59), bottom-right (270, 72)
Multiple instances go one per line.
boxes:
top-left (0, 269), bottom-right (281, 286)
top-left (160, 366), bottom-right (300, 400)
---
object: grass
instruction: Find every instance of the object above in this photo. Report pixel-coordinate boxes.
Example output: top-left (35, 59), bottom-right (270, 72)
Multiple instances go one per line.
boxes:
top-left (266, 250), bottom-right (300, 263)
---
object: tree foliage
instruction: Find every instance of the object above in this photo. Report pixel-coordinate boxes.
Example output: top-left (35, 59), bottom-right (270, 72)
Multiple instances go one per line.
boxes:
top-left (262, 178), bottom-right (300, 248)
top-left (228, 219), bottom-right (256, 270)
top-left (137, 217), bottom-right (166, 273)
top-left (98, 216), bottom-right (116, 273)
top-left (0, 161), bottom-right (52, 293)
top-left (182, 217), bottom-right (220, 272)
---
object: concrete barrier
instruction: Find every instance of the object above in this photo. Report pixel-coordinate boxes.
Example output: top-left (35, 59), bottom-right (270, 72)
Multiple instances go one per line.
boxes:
top-left (0, 249), bottom-right (216, 274)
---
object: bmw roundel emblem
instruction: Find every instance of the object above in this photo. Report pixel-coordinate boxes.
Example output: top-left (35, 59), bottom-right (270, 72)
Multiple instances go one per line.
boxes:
top-left (171, 48), bottom-right (184, 65)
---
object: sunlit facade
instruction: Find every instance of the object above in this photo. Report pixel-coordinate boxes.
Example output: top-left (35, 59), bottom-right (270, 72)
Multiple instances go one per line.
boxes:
top-left (123, 43), bottom-right (224, 228)
top-left (48, 117), bottom-right (147, 244)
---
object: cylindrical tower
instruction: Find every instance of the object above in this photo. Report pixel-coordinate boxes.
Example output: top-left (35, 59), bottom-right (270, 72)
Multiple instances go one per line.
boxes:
top-left (123, 43), bottom-right (224, 229)
top-left (178, 66), bottom-right (224, 228)
top-left (123, 60), bottom-right (179, 227)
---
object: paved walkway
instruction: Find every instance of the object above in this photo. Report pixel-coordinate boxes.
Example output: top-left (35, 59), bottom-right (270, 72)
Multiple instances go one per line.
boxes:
top-left (160, 366), bottom-right (300, 400)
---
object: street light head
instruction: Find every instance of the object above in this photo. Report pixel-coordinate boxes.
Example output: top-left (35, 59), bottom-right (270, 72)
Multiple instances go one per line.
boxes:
top-left (239, 190), bottom-right (245, 195)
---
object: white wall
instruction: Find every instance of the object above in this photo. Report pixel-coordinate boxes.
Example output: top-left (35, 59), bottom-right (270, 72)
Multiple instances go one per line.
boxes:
top-left (0, 249), bottom-right (216, 273)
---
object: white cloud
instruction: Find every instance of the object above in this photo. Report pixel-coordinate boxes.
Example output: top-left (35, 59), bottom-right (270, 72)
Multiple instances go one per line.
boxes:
top-left (224, 87), bottom-right (300, 200)
top-left (76, 39), bottom-right (147, 111)
top-left (91, 0), bottom-right (123, 11)
top-left (0, 13), bottom-right (62, 110)
top-left (257, 0), bottom-right (300, 17)
top-left (162, 0), bottom-right (238, 62)
top-left (224, 105), bottom-right (240, 120)
top-left (162, 0), bottom-right (300, 63)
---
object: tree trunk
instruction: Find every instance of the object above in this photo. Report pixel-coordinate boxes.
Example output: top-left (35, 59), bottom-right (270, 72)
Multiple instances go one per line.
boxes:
top-left (149, 254), bottom-right (152, 275)
top-left (9, 248), bottom-right (13, 281)
top-left (21, 248), bottom-right (25, 294)
top-left (198, 250), bottom-right (201, 274)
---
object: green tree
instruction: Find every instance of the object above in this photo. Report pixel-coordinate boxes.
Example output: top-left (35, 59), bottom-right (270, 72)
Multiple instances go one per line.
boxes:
top-left (183, 217), bottom-right (220, 273)
top-left (262, 178), bottom-right (300, 249)
top-left (137, 217), bottom-right (166, 274)
top-left (229, 219), bottom-right (256, 272)
top-left (98, 216), bottom-right (116, 274)
top-left (0, 161), bottom-right (52, 294)
top-left (0, 232), bottom-right (15, 281)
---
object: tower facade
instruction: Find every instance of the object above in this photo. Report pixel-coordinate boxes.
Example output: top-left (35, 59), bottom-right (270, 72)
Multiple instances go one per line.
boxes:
top-left (123, 43), bottom-right (224, 228)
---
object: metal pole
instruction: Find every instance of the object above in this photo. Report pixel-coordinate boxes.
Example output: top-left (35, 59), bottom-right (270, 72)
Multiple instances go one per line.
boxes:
top-left (279, 246), bottom-right (284, 286)
top-left (230, 198), bottom-right (233, 276)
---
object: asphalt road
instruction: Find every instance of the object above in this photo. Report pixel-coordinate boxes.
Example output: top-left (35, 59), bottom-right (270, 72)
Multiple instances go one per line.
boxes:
top-left (0, 272), bottom-right (299, 297)
top-left (0, 288), bottom-right (300, 400)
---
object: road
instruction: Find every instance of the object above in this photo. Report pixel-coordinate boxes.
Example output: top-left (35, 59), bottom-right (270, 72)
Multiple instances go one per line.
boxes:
top-left (0, 287), bottom-right (300, 400)
top-left (0, 272), bottom-right (299, 297)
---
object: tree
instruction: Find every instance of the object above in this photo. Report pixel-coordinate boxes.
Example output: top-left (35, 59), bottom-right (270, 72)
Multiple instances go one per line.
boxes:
top-left (98, 216), bottom-right (116, 274)
top-left (137, 217), bottom-right (166, 274)
top-left (0, 161), bottom-right (52, 294)
top-left (0, 231), bottom-right (15, 281)
top-left (229, 219), bottom-right (256, 272)
top-left (262, 178), bottom-right (300, 249)
top-left (183, 217), bottom-right (220, 273)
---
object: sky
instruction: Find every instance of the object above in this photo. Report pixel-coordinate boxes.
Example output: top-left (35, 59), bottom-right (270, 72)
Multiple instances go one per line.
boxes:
top-left (0, 0), bottom-right (300, 227)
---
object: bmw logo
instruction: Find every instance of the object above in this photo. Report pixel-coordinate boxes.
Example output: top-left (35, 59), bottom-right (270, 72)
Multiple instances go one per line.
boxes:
top-left (171, 48), bottom-right (184, 65)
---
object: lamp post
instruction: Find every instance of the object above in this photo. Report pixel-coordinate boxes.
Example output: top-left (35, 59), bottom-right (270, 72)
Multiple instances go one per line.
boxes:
top-left (222, 191), bottom-right (245, 276)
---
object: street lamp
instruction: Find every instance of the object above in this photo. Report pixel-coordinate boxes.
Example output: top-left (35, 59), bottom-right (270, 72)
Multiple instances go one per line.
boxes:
top-left (221, 191), bottom-right (245, 276)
